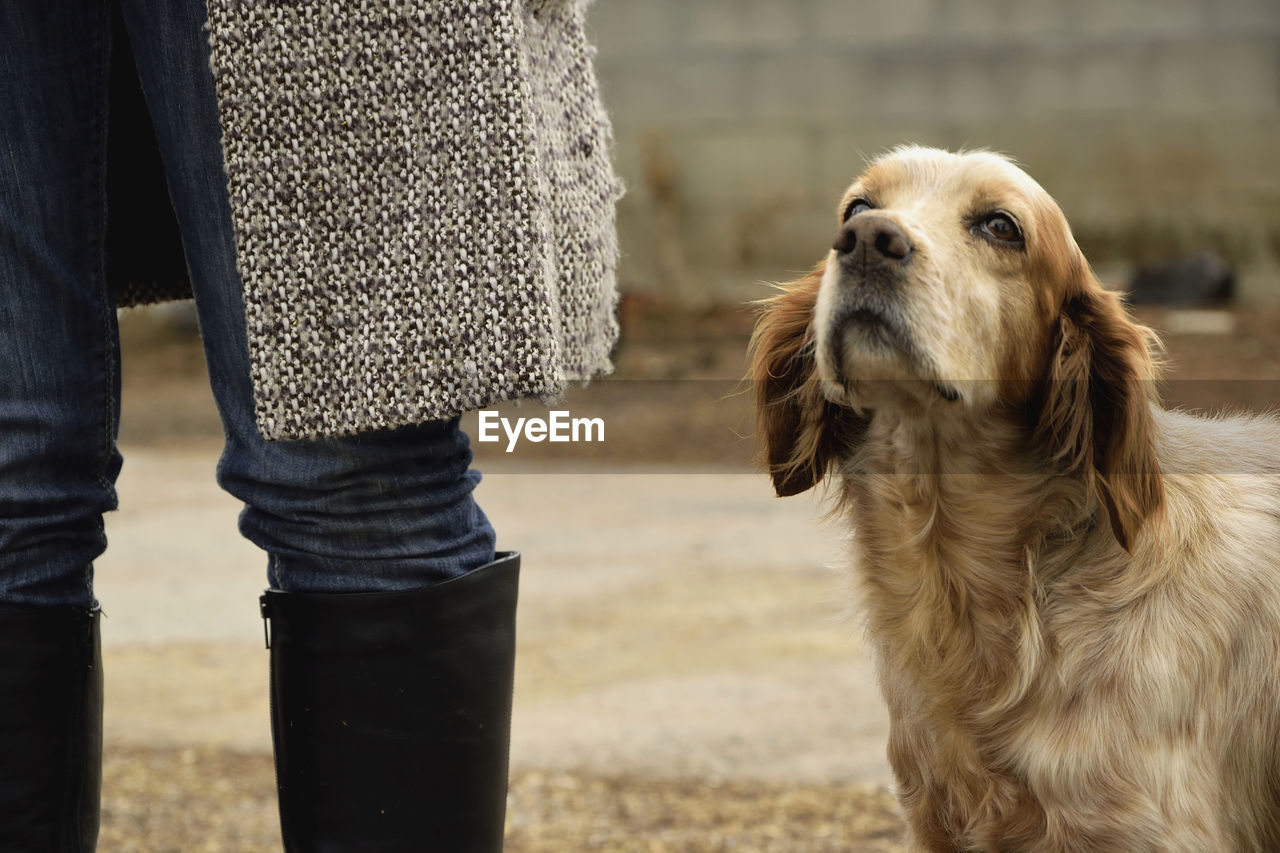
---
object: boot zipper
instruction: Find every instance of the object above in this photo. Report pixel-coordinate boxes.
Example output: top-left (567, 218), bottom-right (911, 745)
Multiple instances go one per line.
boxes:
top-left (84, 605), bottom-right (102, 669)
top-left (261, 593), bottom-right (288, 841)
top-left (260, 595), bottom-right (272, 649)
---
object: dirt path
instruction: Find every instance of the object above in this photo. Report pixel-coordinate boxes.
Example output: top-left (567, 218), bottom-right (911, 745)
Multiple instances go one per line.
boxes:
top-left (97, 446), bottom-right (893, 784)
top-left (95, 443), bottom-right (903, 848)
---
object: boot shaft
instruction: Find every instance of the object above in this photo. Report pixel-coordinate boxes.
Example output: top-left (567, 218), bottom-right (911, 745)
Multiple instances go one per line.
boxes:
top-left (261, 552), bottom-right (520, 852)
top-left (0, 604), bottom-right (102, 853)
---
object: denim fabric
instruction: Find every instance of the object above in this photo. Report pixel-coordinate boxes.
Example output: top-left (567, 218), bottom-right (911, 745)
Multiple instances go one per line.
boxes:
top-left (0, 0), bottom-right (497, 606)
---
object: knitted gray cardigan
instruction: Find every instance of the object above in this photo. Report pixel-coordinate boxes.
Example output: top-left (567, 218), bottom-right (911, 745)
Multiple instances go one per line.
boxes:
top-left (117, 0), bottom-right (621, 440)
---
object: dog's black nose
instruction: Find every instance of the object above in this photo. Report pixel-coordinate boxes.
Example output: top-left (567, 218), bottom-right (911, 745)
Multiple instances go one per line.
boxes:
top-left (832, 215), bottom-right (913, 267)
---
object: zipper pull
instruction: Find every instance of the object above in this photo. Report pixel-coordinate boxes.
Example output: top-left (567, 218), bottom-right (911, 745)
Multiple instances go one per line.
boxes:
top-left (260, 595), bottom-right (272, 649)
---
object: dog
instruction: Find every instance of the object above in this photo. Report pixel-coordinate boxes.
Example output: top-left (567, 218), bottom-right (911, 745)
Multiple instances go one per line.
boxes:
top-left (750, 146), bottom-right (1280, 851)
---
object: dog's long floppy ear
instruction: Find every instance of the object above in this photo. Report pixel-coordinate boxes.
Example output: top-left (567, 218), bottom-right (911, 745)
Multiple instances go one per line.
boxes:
top-left (750, 263), bottom-right (868, 497)
top-left (1036, 262), bottom-right (1164, 552)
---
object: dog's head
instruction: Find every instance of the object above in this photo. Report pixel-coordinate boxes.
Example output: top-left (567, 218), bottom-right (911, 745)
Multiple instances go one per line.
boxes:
top-left (751, 146), bottom-right (1163, 551)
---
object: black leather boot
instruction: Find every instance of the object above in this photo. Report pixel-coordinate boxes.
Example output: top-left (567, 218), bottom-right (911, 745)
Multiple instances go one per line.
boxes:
top-left (0, 603), bottom-right (102, 853)
top-left (261, 551), bottom-right (520, 853)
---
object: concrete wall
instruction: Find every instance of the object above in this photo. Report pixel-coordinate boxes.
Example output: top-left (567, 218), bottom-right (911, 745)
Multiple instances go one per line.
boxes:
top-left (588, 0), bottom-right (1280, 300)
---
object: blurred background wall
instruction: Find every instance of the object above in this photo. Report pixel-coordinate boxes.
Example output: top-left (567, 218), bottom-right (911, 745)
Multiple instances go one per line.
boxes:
top-left (589, 0), bottom-right (1280, 301)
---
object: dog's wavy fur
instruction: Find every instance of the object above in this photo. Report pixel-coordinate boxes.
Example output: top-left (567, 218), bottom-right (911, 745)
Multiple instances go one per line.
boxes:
top-left (751, 146), bottom-right (1280, 851)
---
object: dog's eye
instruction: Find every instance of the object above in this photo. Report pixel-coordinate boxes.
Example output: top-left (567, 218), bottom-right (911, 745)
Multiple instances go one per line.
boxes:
top-left (843, 199), bottom-right (873, 221)
top-left (978, 213), bottom-right (1023, 244)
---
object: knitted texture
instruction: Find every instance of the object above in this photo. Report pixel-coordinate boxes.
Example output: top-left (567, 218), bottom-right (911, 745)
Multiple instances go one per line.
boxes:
top-left (203, 0), bottom-right (621, 440)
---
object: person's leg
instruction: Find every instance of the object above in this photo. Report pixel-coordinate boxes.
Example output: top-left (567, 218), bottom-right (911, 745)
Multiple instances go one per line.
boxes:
top-left (0, 2), bottom-right (120, 610)
top-left (0, 2), bottom-right (116, 849)
top-left (116, 0), bottom-right (496, 593)
top-left (117, 1), bottom-right (514, 848)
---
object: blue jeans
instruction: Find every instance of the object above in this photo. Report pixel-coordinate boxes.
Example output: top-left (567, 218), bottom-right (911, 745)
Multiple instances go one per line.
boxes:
top-left (0, 0), bottom-right (497, 607)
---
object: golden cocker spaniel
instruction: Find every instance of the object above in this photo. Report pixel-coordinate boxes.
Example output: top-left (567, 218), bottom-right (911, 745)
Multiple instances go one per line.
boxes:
top-left (751, 146), bottom-right (1280, 851)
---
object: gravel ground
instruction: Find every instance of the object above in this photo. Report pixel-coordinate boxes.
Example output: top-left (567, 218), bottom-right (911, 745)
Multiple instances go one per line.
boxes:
top-left (100, 745), bottom-right (907, 853)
